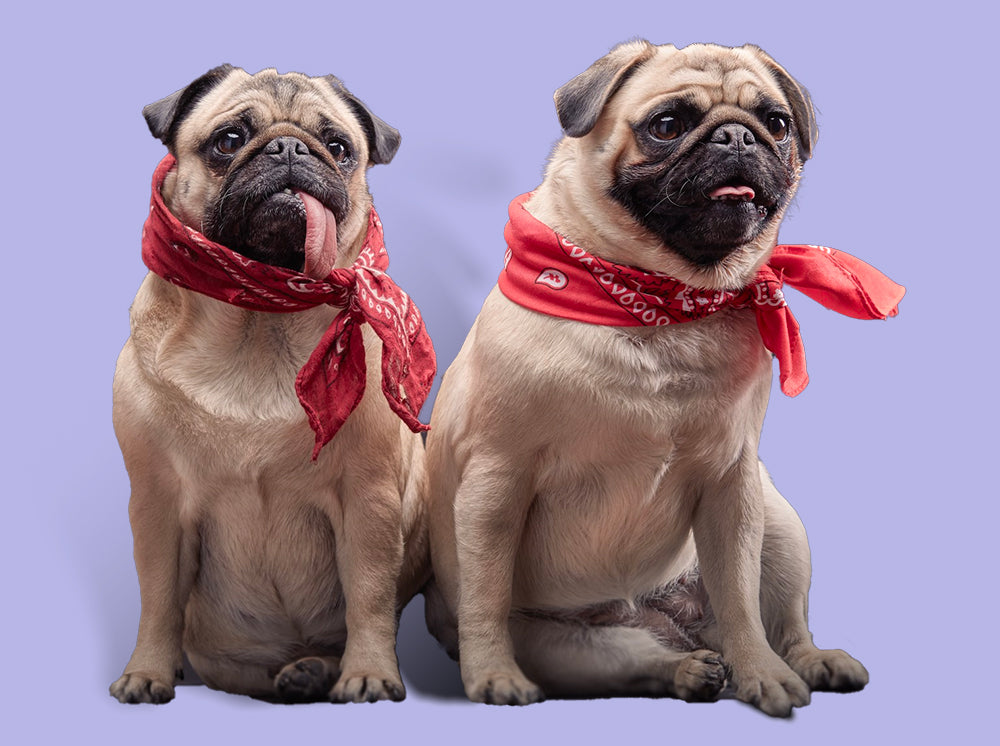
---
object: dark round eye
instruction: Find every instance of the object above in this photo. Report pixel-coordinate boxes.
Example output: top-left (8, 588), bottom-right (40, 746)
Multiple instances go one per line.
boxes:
top-left (649, 113), bottom-right (684, 141)
top-left (766, 113), bottom-right (789, 141)
top-left (326, 138), bottom-right (350, 163)
top-left (213, 127), bottom-right (246, 156)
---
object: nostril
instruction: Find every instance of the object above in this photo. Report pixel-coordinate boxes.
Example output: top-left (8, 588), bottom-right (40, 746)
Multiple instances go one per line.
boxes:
top-left (265, 136), bottom-right (310, 158)
top-left (708, 123), bottom-right (756, 151)
top-left (709, 127), bottom-right (730, 145)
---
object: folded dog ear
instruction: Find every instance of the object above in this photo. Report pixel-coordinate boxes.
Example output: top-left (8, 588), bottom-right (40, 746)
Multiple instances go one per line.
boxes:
top-left (143, 64), bottom-right (236, 149)
top-left (554, 39), bottom-right (658, 138)
top-left (324, 76), bottom-right (401, 166)
top-left (743, 46), bottom-right (818, 160)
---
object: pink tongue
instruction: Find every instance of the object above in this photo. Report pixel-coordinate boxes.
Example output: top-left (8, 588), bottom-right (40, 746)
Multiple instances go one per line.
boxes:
top-left (295, 190), bottom-right (338, 279)
top-left (709, 184), bottom-right (756, 200)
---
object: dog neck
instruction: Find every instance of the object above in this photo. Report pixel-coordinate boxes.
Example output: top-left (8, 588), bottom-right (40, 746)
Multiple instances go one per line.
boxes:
top-left (145, 279), bottom-right (339, 423)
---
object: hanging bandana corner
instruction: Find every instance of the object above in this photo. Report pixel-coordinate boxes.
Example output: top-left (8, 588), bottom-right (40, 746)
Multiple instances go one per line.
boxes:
top-left (141, 155), bottom-right (436, 459)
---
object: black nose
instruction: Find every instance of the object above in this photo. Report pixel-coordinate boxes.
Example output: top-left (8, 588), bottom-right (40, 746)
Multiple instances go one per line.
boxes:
top-left (707, 123), bottom-right (756, 153)
top-left (264, 136), bottom-right (311, 161)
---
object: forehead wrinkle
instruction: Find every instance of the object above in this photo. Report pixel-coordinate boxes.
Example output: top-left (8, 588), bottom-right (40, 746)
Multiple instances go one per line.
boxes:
top-left (175, 70), bottom-right (366, 159)
top-left (724, 70), bottom-right (781, 108)
top-left (248, 72), bottom-right (304, 107)
top-left (211, 84), bottom-right (346, 132)
top-left (629, 48), bottom-right (783, 111)
top-left (652, 68), bottom-right (725, 101)
top-left (199, 101), bottom-right (255, 133)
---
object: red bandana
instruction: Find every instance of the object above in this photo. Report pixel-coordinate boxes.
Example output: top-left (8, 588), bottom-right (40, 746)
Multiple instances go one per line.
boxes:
top-left (498, 193), bottom-right (904, 396)
top-left (141, 155), bottom-right (435, 458)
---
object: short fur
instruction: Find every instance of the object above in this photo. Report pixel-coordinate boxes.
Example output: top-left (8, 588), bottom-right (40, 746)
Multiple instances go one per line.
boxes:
top-left (424, 42), bottom-right (868, 717)
top-left (110, 67), bottom-right (426, 705)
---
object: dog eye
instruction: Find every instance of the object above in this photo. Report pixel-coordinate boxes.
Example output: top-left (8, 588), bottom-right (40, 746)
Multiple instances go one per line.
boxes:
top-left (213, 127), bottom-right (246, 156)
top-left (766, 114), bottom-right (789, 141)
top-left (649, 114), bottom-right (684, 141)
top-left (326, 138), bottom-right (351, 163)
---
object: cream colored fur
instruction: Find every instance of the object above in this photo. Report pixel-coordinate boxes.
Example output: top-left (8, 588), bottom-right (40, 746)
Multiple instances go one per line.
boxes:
top-left (110, 68), bottom-right (426, 705)
top-left (424, 42), bottom-right (868, 717)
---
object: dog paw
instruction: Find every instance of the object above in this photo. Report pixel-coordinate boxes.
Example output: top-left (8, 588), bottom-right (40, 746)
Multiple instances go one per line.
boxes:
top-left (787, 647), bottom-right (869, 692)
top-left (330, 672), bottom-right (406, 703)
top-left (733, 655), bottom-right (810, 718)
top-left (465, 672), bottom-right (544, 706)
top-left (274, 657), bottom-right (339, 702)
top-left (674, 649), bottom-right (729, 702)
top-left (109, 672), bottom-right (176, 704)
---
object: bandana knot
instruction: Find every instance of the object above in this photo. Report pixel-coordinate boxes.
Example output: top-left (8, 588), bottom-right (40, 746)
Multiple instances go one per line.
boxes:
top-left (498, 193), bottom-right (904, 396)
top-left (141, 155), bottom-right (435, 459)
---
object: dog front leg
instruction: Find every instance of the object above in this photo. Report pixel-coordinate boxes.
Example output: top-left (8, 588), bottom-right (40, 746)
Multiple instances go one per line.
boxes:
top-left (454, 458), bottom-right (543, 705)
top-left (692, 452), bottom-right (810, 717)
top-left (757, 464), bottom-right (869, 693)
top-left (110, 458), bottom-right (197, 704)
top-left (329, 472), bottom-right (407, 703)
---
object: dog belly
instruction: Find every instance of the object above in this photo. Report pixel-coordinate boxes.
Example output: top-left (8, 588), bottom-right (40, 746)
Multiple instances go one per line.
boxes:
top-left (182, 496), bottom-right (346, 667)
top-left (511, 463), bottom-right (699, 610)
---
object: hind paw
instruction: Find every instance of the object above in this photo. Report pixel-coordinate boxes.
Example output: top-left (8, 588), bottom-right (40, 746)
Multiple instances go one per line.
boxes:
top-left (274, 657), bottom-right (340, 702)
top-left (674, 649), bottom-right (728, 702)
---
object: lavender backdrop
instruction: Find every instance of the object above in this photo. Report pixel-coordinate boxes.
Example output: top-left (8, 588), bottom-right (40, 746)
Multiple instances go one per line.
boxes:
top-left (2, 1), bottom-right (993, 742)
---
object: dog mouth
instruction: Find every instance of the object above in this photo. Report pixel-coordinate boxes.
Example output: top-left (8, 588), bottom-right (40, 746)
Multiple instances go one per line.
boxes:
top-left (611, 155), bottom-right (790, 267)
top-left (254, 187), bottom-right (339, 278)
top-left (705, 182), bottom-right (775, 219)
top-left (708, 183), bottom-right (756, 203)
top-left (206, 156), bottom-right (350, 277)
top-left (211, 185), bottom-right (342, 279)
top-left (293, 189), bottom-right (339, 280)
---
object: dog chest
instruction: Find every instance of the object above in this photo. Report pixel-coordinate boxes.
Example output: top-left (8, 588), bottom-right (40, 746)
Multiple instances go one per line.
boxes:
top-left (477, 297), bottom-right (772, 608)
top-left (136, 279), bottom-right (339, 425)
top-left (179, 469), bottom-right (348, 647)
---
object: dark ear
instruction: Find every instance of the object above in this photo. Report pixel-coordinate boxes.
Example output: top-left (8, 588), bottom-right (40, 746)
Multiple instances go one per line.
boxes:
top-left (324, 76), bottom-right (401, 165)
top-left (143, 64), bottom-right (236, 148)
top-left (554, 39), bottom-right (658, 138)
top-left (744, 45), bottom-right (818, 160)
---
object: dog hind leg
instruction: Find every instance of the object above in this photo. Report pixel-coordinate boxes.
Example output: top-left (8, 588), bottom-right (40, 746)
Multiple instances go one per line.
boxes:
top-left (273, 656), bottom-right (341, 702)
top-left (185, 652), bottom-right (278, 699)
top-left (510, 615), bottom-right (727, 702)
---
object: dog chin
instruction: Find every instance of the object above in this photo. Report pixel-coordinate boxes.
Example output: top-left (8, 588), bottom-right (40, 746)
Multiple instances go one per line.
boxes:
top-left (230, 193), bottom-right (309, 271)
top-left (665, 202), bottom-right (775, 266)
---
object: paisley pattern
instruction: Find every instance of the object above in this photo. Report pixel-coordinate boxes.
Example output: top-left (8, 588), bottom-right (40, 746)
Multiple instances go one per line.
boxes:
top-left (499, 193), bottom-right (905, 397)
top-left (142, 156), bottom-right (435, 458)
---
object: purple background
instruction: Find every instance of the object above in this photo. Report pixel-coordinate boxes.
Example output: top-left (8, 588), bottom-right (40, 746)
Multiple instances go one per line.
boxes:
top-left (3, 1), bottom-right (994, 742)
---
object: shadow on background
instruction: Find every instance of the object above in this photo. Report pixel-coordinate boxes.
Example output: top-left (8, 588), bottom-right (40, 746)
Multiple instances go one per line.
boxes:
top-left (397, 593), bottom-right (465, 699)
top-left (173, 593), bottom-right (465, 698)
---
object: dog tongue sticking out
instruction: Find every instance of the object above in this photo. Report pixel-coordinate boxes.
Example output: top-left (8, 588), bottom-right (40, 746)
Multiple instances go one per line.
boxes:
top-left (295, 190), bottom-right (338, 280)
top-left (708, 184), bottom-right (756, 202)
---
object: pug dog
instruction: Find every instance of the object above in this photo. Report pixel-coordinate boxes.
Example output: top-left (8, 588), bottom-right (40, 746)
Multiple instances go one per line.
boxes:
top-left (424, 41), bottom-right (873, 717)
top-left (110, 66), bottom-right (430, 705)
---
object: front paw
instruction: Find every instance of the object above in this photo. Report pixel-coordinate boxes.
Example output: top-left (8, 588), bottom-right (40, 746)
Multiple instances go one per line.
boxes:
top-left (788, 647), bottom-right (869, 692)
top-left (465, 671), bottom-right (544, 706)
top-left (109, 672), bottom-right (176, 704)
top-left (330, 672), bottom-right (406, 703)
top-left (732, 654), bottom-right (810, 718)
